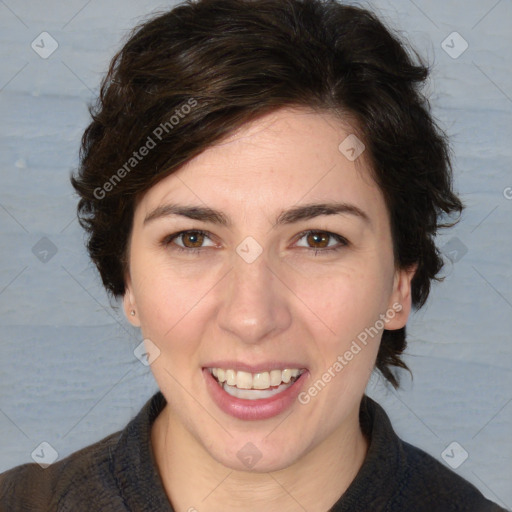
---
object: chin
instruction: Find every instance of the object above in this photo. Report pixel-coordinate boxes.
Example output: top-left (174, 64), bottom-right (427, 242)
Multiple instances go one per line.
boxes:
top-left (202, 430), bottom-right (308, 474)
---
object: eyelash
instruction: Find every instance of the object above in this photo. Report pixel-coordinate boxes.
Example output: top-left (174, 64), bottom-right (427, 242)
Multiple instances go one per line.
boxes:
top-left (161, 229), bottom-right (349, 256)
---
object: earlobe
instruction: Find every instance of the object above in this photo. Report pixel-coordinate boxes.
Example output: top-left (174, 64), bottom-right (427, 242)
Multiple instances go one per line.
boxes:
top-left (385, 264), bottom-right (417, 330)
top-left (123, 279), bottom-right (140, 327)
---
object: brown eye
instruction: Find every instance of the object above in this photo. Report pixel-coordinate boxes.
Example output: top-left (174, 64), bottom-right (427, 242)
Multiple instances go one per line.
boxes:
top-left (180, 231), bottom-right (205, 248)
top-left (306, 232), bottom-right (330, 249)
top-left (161, 230), bottom-right (215, 253)
top-left (295, 230), bottom-right (349, 254)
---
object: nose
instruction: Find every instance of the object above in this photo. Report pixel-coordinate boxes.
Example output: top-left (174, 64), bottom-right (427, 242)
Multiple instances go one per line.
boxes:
top-left (217, 251), bottom-right (292, 345)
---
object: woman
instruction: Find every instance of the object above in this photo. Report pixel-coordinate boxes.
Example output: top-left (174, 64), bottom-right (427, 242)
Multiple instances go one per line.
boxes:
top-left (0, 0), bottom-right (507, 510)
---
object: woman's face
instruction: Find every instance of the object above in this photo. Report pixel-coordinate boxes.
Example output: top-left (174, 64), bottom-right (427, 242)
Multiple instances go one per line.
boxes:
top-left (124, 106), bottom-right (414, 472)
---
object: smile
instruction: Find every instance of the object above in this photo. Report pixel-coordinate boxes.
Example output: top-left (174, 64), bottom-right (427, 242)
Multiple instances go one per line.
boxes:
top-left (203, 366), bottom-right (308, 420)
top-left (208, 368), bottom-right (304, 400)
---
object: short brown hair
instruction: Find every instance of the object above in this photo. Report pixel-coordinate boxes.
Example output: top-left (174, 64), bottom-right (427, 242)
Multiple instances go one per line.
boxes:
top-left (71, 0), bottom-right (463, 388)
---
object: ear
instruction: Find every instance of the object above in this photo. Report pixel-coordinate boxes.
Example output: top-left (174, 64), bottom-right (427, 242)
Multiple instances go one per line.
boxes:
top-left (384, 263), bottom-right (417, 330)
top-left (123, 275), bottom-right (141, 327)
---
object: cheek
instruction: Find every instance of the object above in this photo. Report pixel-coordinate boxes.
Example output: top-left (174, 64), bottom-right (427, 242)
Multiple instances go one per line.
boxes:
top-left (132, 267), bottom-right (171, 332)
top-left (299, 267), bottom-right (388, 404)
top-left (292, 262), bottom-right (393, 397)
top-left (292, 259), bottom-right (392, 338)
top-left (131, 258), bottom-right (219, 344)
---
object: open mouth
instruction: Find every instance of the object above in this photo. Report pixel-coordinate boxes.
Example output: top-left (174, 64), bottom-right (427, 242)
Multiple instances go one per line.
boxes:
top-left (203, 365), bottom-right (308, 420)
top-left (207, 367), bottom-right (305, 400)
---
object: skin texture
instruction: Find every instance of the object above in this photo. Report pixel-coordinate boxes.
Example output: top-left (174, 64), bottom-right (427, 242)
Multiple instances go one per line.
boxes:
top-left (123, 107), bottom-right (416, 512)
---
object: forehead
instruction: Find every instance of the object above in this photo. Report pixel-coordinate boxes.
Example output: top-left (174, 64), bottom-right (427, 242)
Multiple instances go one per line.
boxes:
top-left (136, 107), bottom-right (388, 229)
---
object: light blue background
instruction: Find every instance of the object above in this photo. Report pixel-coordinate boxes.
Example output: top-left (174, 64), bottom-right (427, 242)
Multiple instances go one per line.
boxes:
top-left (1, 0), bottom-right (511, 508)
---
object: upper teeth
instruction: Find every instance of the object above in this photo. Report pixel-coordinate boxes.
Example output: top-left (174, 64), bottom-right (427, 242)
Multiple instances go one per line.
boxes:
top-left (209, 368), bottom-right (302, 390)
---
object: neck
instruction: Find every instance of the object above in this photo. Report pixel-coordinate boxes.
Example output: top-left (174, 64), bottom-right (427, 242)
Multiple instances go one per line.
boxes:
top-left (151, 402), bottom-right (368, 512)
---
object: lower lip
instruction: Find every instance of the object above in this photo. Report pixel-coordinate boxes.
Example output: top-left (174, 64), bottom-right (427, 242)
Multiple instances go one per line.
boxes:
top-left (203, 369), bottom-right (308, 421)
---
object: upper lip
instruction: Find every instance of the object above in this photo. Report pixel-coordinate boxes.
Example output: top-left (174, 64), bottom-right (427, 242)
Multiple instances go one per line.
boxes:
top-left (203, 361), bottom-right (308, 373)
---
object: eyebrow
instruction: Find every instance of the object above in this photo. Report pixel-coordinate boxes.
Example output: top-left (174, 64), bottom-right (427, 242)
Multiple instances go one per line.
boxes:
top-left (143, 201), bottom-right (371, 228)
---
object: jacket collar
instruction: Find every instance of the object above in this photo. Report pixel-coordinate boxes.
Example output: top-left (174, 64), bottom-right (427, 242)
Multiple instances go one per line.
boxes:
top-left (111, 391), bottom-right (402, 511)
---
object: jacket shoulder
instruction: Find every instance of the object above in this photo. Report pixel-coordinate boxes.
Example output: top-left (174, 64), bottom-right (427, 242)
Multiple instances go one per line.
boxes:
top-left (0, 431), bottom-right (123, 512)
top-left (393, 441), bottom-right (507, 511)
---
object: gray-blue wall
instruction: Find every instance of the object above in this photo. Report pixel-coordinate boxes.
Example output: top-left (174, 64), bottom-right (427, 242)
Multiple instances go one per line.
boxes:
top-left (1, 0), bottom-right (511, 507)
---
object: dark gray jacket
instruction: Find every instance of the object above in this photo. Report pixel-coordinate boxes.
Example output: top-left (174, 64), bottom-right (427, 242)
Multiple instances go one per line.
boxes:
top-left (0, 392), bottom-right (507, 511)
